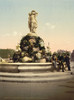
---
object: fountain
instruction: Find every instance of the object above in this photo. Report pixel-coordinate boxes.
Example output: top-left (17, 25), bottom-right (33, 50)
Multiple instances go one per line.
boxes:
top-left (0, 11), bottom-right (72, 82)
top-left (0, 11), bottom-right (52, 74)
top-left (13, 10), bottom-right (46, 63)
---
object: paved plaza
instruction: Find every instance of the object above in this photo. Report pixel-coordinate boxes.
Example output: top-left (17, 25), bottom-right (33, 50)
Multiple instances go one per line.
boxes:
top-left (0, 62), bottom-right (74, 100)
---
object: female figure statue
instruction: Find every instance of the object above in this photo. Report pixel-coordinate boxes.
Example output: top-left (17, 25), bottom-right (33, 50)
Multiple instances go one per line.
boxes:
top-left (28, 10), bottom-right (38, 33)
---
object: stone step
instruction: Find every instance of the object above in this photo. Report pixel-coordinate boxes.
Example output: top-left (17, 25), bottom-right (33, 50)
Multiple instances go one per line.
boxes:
top-left (0, 75), bottom-right (72, 82)
top-left (0, 71), bottom-right (71, 78)
top-left (0, 71), bottom-right (73, 82)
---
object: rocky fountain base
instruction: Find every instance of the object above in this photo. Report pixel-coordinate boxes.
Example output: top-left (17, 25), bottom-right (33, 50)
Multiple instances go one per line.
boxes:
top-left (13, 33), bottom-right (46, 63)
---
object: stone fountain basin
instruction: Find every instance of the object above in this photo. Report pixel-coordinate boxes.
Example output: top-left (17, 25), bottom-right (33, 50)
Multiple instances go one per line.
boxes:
top-left (0, 63), bottom-right (52, 73)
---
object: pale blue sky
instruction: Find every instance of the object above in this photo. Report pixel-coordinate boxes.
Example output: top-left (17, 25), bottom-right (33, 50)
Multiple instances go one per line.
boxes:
top-left (0, 0), bottom-right (74, 52)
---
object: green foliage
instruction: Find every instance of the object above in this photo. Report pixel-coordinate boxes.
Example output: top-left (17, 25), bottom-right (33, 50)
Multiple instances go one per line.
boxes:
top-left (53, 50), bottom-right (70, 58)
top-left (0, 49), bottom-right (15, 58)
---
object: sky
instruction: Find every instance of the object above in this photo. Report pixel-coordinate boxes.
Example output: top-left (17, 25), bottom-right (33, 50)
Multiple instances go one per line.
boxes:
top-left (0, 0), bottom-right (74, 52)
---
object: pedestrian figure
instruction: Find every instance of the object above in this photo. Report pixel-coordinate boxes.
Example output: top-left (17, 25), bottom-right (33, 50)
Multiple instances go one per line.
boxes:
top-left (65, 54), bottom-right (71, 71)
top-left (52, 54), bottom-right (57, 70)
top-left (58, 54), bottom-right (64, 72)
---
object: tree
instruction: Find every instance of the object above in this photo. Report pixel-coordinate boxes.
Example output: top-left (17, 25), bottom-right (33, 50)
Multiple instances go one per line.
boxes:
top-left (0, 49), bottom-right (15, 58)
